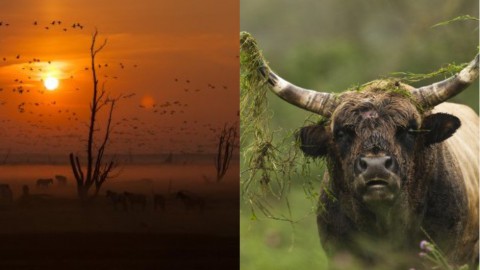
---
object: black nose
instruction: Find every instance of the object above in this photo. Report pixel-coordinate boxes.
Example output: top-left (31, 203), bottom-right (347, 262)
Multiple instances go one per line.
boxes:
top-left (354, 156), bottom-right (397, 175)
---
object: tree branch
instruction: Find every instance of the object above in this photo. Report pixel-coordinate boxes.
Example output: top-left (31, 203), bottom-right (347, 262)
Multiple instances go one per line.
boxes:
top-left (75, 155), bottom-right (84, 183)
top-left (69, 153), bottom-right (82, 184)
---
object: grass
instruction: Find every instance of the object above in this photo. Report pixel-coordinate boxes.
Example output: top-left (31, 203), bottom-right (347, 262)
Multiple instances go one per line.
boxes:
top-left (240, 186), bottom-right (328, 270)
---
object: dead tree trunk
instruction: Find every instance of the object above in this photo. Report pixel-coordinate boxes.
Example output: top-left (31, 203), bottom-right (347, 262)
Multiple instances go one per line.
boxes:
top-left (69, 29), bottom-right (118, 202)
top-left (215, 123), bottom-right (238, 182)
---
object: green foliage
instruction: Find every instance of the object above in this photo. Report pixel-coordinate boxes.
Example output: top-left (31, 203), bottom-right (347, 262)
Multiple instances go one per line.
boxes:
top-left (352, 79), bottom-right (411, 97)
top-left (240, 32), bottom-right (321, 222)
top-left (391, 62), bottom-right (467, 83)
top-left (240, 31), bottom-right (290, 218)
top-left (350, 79), bottom-right (429, 114)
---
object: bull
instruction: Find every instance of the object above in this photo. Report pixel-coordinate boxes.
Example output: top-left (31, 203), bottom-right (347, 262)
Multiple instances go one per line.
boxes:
top-left (259, 55), bottom-right (479, 268)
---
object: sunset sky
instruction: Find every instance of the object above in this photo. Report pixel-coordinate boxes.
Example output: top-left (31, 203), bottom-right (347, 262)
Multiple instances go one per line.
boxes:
top-left (0, 0), bottom-right (239, 156)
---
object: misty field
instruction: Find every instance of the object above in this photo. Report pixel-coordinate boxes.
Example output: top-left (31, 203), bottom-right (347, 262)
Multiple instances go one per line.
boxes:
top-left (0, 162), bottom-right (239, 269)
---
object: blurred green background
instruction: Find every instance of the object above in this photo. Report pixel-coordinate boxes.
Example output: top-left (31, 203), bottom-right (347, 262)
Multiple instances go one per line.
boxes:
top-left (240, 1), bottom-right (478, 269)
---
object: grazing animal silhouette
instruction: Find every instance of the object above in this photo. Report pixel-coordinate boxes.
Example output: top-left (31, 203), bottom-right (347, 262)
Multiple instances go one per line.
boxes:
top-left (0, 184), bottom-right (13, 204)
top-left (54, 175), bottom-right (67, 186)
top-left (36, 178), bottom-right (53, 188)
top-left (153, 194), bottom-right (165, 211)
top-left (124, 192), bottom-right (147, 211)
top-left (106, 190), bottom-right (128, 211)
top-left (175, 191), bottom-right (205, 212)
top-left (19, 185), bottom-right (52, 207)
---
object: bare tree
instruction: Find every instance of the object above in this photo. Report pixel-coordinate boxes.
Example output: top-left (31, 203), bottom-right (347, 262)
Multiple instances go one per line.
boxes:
top-left (69, 29), bottom-right (120, 201)
top-left (215, 123), bottom-right (238, 182)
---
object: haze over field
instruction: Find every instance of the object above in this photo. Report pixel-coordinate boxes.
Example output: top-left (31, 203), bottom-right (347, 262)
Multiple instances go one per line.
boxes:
top-left (0, 1), bottom-right (239, 269)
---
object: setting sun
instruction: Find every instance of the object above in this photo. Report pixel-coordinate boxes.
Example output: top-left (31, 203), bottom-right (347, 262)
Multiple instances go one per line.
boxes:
top-left (44, 77), bottom-right (59, 91)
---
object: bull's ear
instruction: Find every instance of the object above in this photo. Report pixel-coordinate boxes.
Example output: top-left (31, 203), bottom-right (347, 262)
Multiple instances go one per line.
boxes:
top-left (421, 113), bottom-right (461, 146)
top-left (296, 125), bottom-right (330, 157)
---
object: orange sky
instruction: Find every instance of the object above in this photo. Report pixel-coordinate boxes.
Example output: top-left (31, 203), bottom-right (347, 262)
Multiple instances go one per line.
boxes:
top-left (0, 0), bottom-right (239, 156)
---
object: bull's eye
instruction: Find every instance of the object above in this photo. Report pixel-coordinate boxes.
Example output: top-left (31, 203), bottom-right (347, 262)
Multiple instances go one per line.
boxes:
top-left (397, 125), bottom-right (422, 137)
top-left (333, 125), bottom-right (355, 157)
top-left (396, 126), bottom-right (413, 137)
top-left (334, 126), bottom-right (355, 140)
top-left (396, 125), bottom-right (418, 148)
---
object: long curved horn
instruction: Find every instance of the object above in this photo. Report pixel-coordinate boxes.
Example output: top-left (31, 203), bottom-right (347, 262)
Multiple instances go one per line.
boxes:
top-left (260, 67), bottom-right (337, 117)
top-left (412, 55), bottom-right (479, 108)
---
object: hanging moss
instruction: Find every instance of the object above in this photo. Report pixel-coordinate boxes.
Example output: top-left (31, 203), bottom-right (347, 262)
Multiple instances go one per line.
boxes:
top-left (351, 79), bottom-right (411, 97)
top-left (240, 32), bottom-right (321, 221)
top-left (392, 14), bottom-right (479, 83)
top-left (390, 62), bottom-right (467, 83)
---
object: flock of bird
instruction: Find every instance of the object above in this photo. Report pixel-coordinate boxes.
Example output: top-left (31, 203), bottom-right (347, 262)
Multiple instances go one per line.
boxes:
top-left (0, 19), bottom-right (238, 158)
top-left (0, 20), bottom-right (85, 32)
top-left (34, 20), bottom-right (84, 32)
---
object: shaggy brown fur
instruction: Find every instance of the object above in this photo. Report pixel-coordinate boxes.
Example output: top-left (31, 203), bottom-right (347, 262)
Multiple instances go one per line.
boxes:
top-left (298, 83), bottom-right (478, 269)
